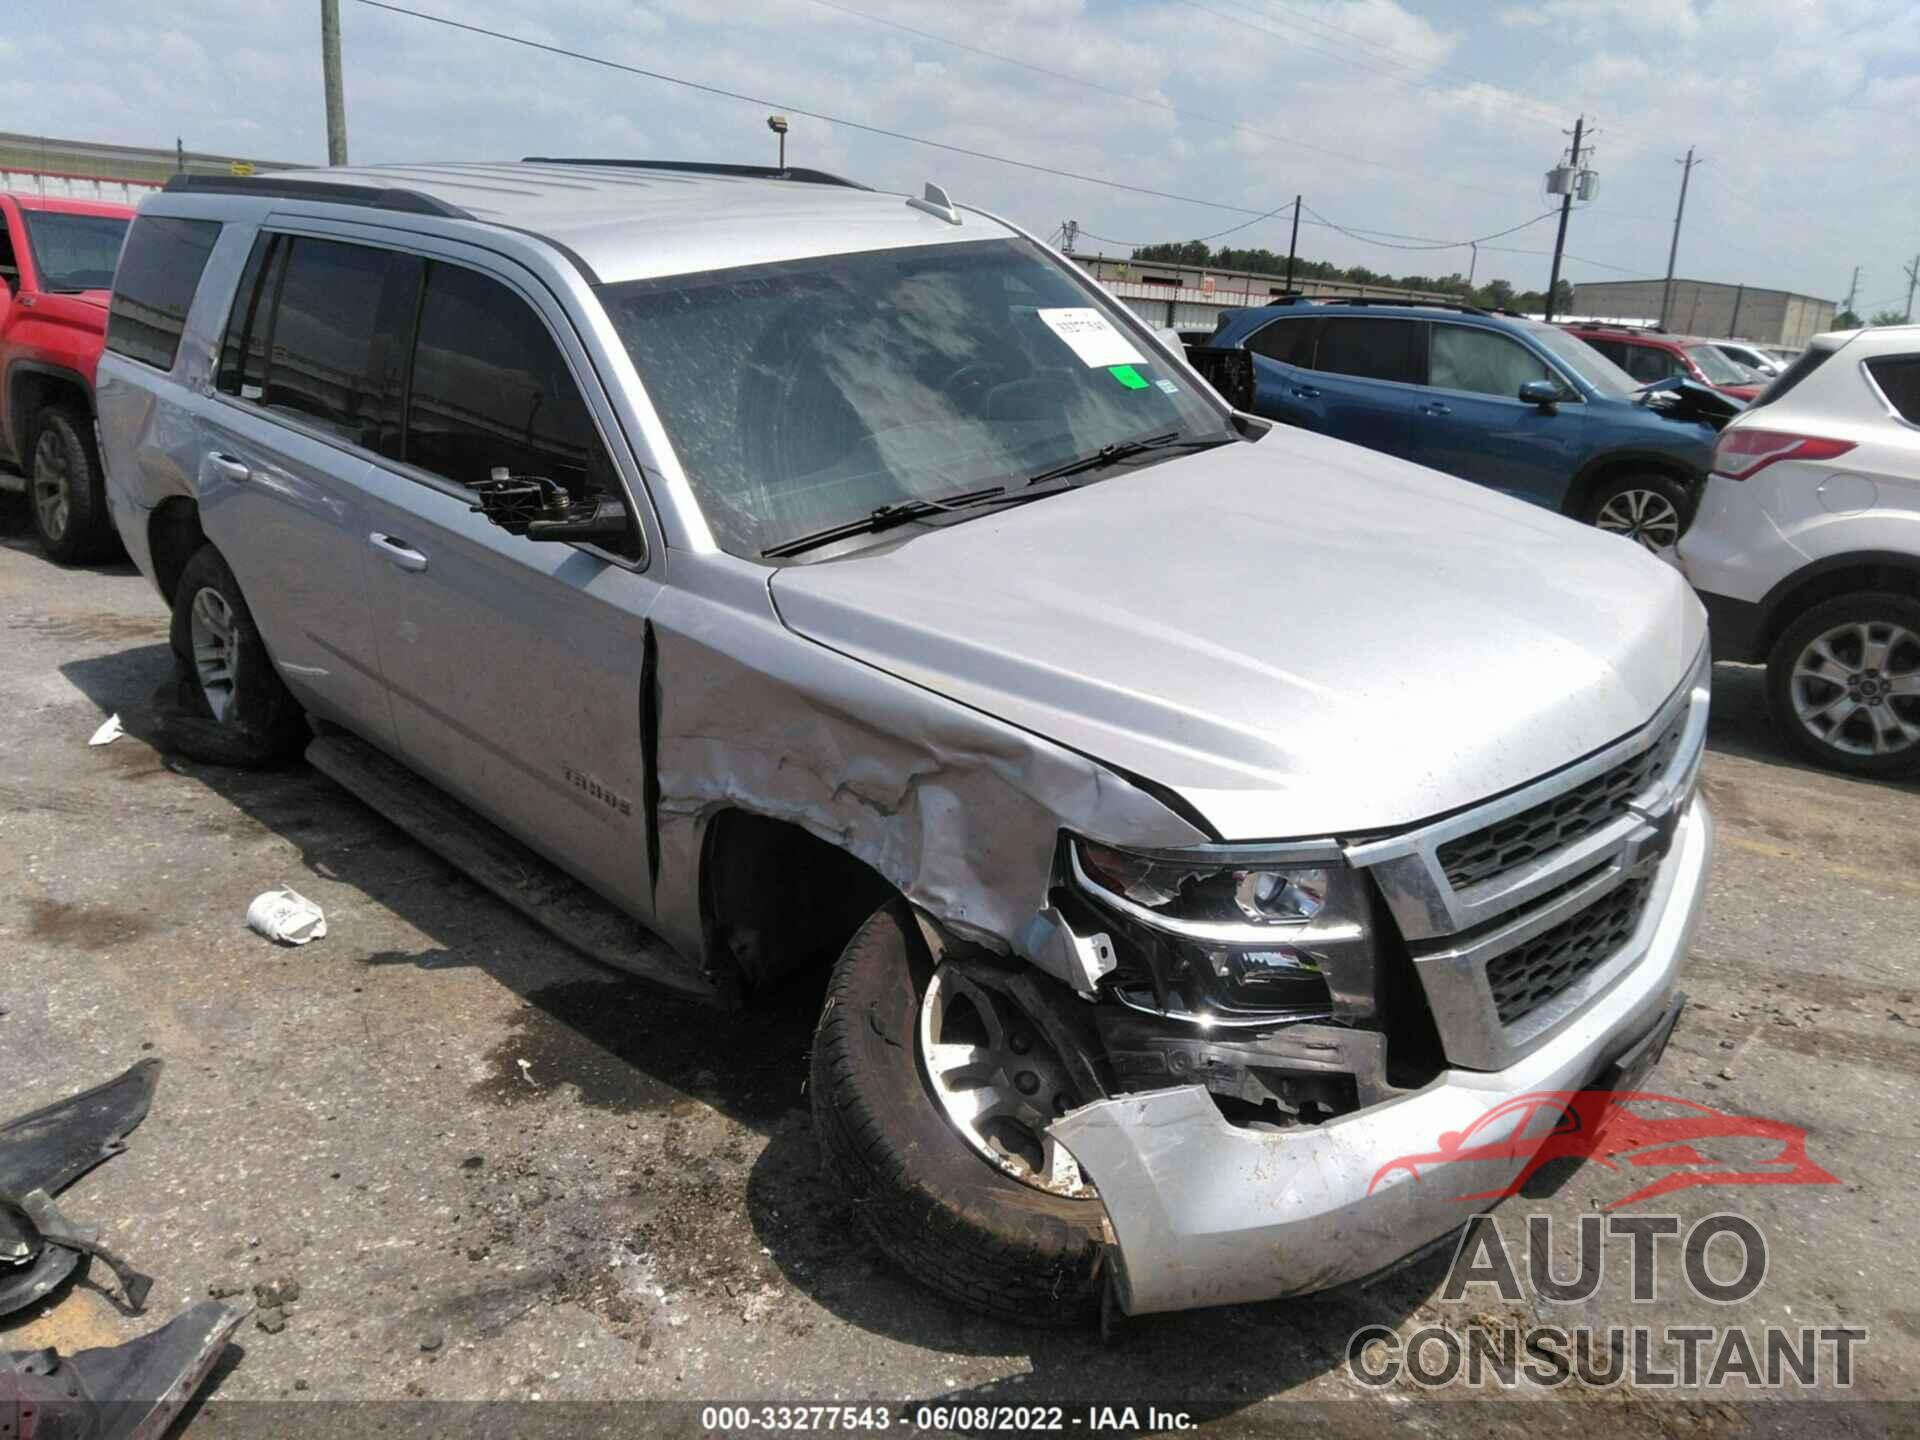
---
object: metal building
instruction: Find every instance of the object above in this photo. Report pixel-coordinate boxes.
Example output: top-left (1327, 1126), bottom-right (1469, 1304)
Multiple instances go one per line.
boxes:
top-left (1571, 278), bottom-right (1836, 348)
top-left (1069, 252), bottom-right (1456, 334)
top-left (0, 131), bottom-right (292, 205)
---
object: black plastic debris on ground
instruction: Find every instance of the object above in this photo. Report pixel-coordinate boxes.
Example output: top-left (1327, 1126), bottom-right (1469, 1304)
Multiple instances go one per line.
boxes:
top-left (0, 1059), bottom-right (161, 1320)
top-left (0, 1299), bottom-right (243, 1440)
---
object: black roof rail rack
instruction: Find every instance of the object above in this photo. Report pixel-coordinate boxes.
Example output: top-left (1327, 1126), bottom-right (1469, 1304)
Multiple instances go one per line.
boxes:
top-left (1318, 296), bottom-right (1490, 316)
top-left (521, 157), bottom-right (872, 191)
top-left (162, 173), bottom-right (476, 220)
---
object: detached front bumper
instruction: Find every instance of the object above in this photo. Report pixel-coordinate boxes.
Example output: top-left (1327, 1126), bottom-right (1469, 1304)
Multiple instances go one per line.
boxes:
top-left (1050, 794), bottom-right (1714, 1316)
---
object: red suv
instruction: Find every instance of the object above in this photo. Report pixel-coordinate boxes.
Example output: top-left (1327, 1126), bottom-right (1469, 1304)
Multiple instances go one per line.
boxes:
top-left (0, 192), bottom-right (136, 562)
top-left (1564, 324), bottom-right (1765, 403)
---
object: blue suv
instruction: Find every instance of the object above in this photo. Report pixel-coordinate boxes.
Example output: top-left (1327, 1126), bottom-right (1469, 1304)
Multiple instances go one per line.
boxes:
top-left (1205, 299), bottom-right (1727, 551)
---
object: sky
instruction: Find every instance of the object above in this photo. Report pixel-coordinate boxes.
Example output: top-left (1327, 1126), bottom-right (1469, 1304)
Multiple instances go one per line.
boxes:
top-left (6, 0), bottom-right (1918, 311)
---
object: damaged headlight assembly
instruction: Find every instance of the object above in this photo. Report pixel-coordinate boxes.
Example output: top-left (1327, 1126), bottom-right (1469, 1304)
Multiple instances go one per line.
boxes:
top-left (1066, 837), bottom-right (1376, 1026)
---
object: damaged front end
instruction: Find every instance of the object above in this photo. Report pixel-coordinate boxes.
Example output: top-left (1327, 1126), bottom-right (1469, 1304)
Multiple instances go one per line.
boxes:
top-left (1026, 660), bottom-right (1714, 1316)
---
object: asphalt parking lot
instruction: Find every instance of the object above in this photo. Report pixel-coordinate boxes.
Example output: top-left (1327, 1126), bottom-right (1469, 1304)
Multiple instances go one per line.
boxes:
top-left (3, 522), bottom-right (1918, 1437)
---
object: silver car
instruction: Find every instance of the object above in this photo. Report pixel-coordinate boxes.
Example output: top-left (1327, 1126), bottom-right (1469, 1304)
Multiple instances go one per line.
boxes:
top-left (95, 161), bottom-right (1713, 1322)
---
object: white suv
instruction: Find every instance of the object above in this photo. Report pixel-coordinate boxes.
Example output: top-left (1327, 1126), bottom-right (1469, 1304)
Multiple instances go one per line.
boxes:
top-left (1680, 325), bottom-right (1920, 775)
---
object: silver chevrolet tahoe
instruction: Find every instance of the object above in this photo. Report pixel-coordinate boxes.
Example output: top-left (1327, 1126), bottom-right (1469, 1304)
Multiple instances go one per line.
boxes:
top-left (95, 160), bottom-right (1713, 1323)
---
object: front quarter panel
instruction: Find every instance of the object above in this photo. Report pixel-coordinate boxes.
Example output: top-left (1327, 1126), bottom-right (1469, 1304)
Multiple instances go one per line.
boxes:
top-left (645, 553), bottom-right (1210, 965)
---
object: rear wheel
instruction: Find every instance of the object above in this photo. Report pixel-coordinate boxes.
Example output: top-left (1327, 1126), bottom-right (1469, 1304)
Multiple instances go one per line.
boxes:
top-left (162, 545), bottom-right (308, 767)
top-left (809, 902), bottom-right (1107, 1326)
top-left (1582, 471), bottom-right (1692, 555)
top-left (1766, 592), bottom-right (1920, 778)
top-left (28, 407), bottom-right (117, 564)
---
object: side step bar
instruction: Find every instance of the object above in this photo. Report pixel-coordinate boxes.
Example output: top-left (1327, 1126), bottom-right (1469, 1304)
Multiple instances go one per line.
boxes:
top-left (306, 732), bottom-right (719, 1004)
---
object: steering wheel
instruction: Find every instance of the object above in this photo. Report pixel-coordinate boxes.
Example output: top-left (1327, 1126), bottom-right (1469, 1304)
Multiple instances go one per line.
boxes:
top-left (940, 359), bottom-right (1016, 414)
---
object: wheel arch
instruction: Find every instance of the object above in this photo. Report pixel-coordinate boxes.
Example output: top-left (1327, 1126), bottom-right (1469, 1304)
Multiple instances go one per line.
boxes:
top-left (696, 806), bottom-right (898, 1001)
top-left (148, 496), bottom-right (208, 612)
top-left (4, 360), bottom-right (93, 465)
top-left (1755, 552), bottom-right (1920, 661)
top-left (1561, 450), bottom-right (1700, 522)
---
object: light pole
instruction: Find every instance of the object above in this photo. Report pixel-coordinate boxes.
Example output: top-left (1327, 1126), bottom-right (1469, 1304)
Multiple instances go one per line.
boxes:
top-left (767, 114), bottom-right (789, 172)
top-left (321, 0), bottom-right (349, 166)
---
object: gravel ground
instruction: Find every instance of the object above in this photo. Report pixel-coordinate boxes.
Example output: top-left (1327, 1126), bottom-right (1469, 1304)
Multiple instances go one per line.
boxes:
top-left (2, 520), bottom-right (1917, 1437)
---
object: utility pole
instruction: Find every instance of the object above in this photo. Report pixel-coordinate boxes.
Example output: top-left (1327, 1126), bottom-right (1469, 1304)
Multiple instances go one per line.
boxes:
top-left (1659, 147), bottom-right (1699, 330)
top-left (175, 138), bottom-right (185, 175)
top-left (1841, 265), bottom-right (1859, 319)
top-left (321, 0), bottom-right (349, 166)
top-left (1283, 195), bottom-right (1301, 293)
top-left (1906, 255), bottom-right (1919, 325)
top-left (1543, 115), bottom-right (1585, 324)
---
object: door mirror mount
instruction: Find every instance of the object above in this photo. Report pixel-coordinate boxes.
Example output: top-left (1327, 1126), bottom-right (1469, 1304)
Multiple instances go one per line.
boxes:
top-left (1518, 379), bottom-right (1560, 412)
top-left (470, 470), bottom-right (632, 543)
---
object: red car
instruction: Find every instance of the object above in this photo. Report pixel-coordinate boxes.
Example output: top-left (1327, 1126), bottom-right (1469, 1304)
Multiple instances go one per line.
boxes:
top-left (0, 192), bottom-right (136, 562)
top-left (1368, 1089), bottom-right (1837, 1209)
top-left (1565, 324), bottom-right (1766, 403)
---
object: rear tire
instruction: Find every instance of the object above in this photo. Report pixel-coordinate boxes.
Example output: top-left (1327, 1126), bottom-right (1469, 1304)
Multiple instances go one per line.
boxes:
top-left (809, 902), bottom-right (1106, 1327)
top-left (28, 407), bottom-right (118, 564)
top-left (1765, 592), bottom-right (1920, 778)
top-left (163, 545), bottom-right (308, 767)
top-left (1581, 471), bottom-right (1693, 555)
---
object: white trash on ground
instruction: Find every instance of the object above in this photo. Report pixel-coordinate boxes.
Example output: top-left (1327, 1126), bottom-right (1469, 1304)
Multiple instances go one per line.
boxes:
top-left (88, 714), bottom-right (124, 746)
top-left (247, 888), bottom-right (328, 946)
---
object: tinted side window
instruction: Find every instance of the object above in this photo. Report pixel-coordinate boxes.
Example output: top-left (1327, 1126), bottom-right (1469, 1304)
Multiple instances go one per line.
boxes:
top-left (106, 216), bottom-right (222, 371)
top-left (405, 261), bottom-right (601, 497)
top-left (1429, 324), bottom-right (1555, 399)
top-left (1747, 346), bottom-right (1830, 409)
top-left (1245, 316), bottom-right (1317, 366)
top-left (1867, 355), bottom-right (1920, 424)
top-left (1312, 318), bottom-right (1419, 384)
top-left (215, 234), bottom-right (283, 400)
top-left (261, 237), bottom-right (391, 444)
top-left (1583, 338), bottom-right (1627, 365)
top-left (1622, 346), bottom-right (1677, 383)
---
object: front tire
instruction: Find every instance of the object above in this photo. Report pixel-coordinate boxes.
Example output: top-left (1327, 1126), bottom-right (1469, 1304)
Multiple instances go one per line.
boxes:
top-left (809, 902), bottom-right (1107, 1326)
top-left (28, 407), bottom-right (117, 564)
top-left (1766, 592), bottom-right (1920, 778)
top-left (1582, 471), bottom-right (1692, 555)
top-left (163, 545), bottom-right (308, 767)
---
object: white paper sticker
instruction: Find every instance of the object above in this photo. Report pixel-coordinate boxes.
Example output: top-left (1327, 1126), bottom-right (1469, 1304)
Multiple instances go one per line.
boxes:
top-left (1036, 307), bottom-right (1146, 369)
top-left (1154, 378), bottom-right (1180, 395)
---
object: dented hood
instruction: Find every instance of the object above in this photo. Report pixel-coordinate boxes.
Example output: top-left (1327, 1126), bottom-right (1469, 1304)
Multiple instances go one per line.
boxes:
top-left (769, 429), bottom-right (1705, 840)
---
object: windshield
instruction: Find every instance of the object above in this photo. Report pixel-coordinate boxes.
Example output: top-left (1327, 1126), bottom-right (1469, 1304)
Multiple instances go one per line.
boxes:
top-left (21, 210), bottom-right (130, 292)
top-left (597, 237), bottom-right (1232, 559)
top-left (1686, 344), bottom-right (1753, 385)
top-left (1527, 325), bottom-right (1639, 399)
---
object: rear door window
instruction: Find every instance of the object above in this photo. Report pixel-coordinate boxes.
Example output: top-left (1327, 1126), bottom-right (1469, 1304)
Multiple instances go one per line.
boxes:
top-left (1428, 324), bottom-right (1557, 399)
top-left (1867, 355), bottom-right (1920, 423)
top-left (105, 216), bottom-right (222, 372)
top-left (1622, 345), bottom-right (1679, 384)
top-left (1245, 315), bottom-right (1318, 366)
top-left (402, 261), bottom-right (607, 500)
top-left (1312, 317), bottom-right (1420, 384)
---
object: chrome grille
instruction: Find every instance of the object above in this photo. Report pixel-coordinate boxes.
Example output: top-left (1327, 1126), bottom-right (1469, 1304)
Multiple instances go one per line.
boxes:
top-left (1484, 877), bottom-right (1654, 1026)
top-left (1437, 706), bottom-right (1688, 891)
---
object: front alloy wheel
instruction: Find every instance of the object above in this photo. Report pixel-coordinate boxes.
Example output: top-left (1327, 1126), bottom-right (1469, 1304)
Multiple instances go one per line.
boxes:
top-left (1593, 485), bottom-right (1683, 553)
top-left (1767, 593), bottom-right (1920, 778)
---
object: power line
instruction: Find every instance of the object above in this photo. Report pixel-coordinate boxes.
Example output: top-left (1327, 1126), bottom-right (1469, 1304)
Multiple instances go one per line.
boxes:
top-left (350, 0), bottom-right (1663, 290)
top-left (1300, 204), bottom-right (1559, 253)
top-left (350, 0), bottom-right (1310, 220)
top-left (797, 0), bottom-right (1541, 205)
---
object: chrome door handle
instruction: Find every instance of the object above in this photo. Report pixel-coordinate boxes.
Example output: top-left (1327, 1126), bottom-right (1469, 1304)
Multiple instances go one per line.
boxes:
top-left (1421, 403), bottom-right (1452, 416)
top-left (1291, 385), bottom-right (1322, 399)
top-left (369, 531), bottom-right (428, 573)
top-left (207, 454), bottom-right (251, 483)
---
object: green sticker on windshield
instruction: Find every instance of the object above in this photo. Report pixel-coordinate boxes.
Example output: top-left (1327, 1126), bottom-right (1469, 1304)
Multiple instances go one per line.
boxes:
top-left (1108, 364), bottom-right (1150, 389)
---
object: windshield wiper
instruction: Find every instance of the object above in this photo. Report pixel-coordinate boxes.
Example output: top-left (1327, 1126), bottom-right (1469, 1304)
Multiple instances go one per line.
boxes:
top-left (1020, 430), bottom-right (1228, 489)
top-left (761, 485), bottom-right (1008, 559)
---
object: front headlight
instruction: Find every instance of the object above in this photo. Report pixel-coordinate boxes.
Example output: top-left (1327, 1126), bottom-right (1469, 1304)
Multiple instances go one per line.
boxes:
top-left (1067, 837), bottom-right (1375, 1024)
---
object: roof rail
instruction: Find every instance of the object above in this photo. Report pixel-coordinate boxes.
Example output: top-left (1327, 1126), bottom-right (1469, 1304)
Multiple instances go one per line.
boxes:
top-left (1318, 296), bottom-right (1490, 316)
top-left (521, 157), bottom-right (872, 191)
top-left (162, 173), bottom-right (475, 219)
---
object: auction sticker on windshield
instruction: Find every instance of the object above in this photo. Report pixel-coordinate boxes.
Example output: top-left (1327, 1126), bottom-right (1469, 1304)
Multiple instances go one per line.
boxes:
top-left (1037, 307), bottom-right (1146, 368)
